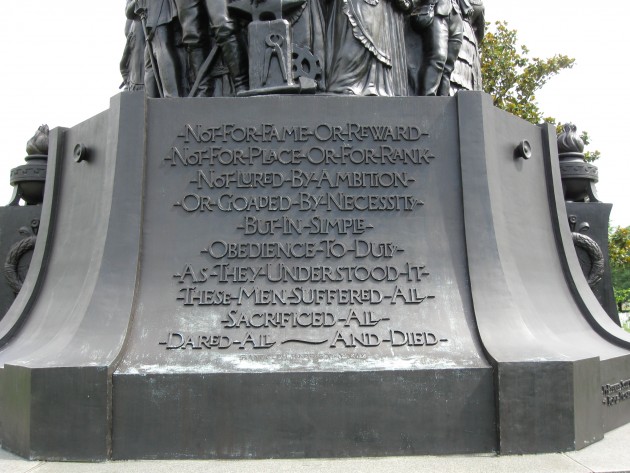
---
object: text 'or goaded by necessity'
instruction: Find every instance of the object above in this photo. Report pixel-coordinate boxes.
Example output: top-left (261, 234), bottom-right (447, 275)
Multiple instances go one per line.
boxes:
top-left (160, 121), bottom-right (449, 352)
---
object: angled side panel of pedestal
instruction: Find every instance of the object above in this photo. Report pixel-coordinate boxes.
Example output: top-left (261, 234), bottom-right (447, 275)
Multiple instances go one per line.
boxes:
top-left (542, 115), bottom-right (630, 433)
top-left (0, 92), bottom-right (145, 461)
top-left (458, 91), bottom-right (630, 454)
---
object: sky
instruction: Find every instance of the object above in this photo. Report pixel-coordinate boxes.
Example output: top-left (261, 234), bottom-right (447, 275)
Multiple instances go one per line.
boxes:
top-left (0, 1), bottom-right (627, 225)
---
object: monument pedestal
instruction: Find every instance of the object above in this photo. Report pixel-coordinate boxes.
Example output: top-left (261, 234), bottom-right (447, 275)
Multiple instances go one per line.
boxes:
top-left (0, 92), bottom-right (629, 460)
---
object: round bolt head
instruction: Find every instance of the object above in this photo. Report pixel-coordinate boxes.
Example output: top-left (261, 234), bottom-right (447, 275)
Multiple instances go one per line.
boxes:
top-left (516, 140), bottom-right (532, 160)
top-left (73, 143), bottom-right (87, 163)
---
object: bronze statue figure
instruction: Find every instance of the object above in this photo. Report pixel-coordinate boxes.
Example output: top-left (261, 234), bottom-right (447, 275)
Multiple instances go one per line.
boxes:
top-left (120, 1), bottom-right (146, 92)
top-left (412, 0), bottom-right (473, 96)
top-left (203, 1), bottom-right (249, 94)
top-left (119, 0), bottom-right (489, 98)
top-left (289, 0), bottom-right (327, 91)
top-left (171, 0), bottom-right (211, 96)
top-left (134, 0), bottom-right (183, 98)
top-left (325, 0), bottom-right (413, 97)
top-left (450, 0), bottom-right (485, 93)
top-left (125, 0), bottom-right (247, 97)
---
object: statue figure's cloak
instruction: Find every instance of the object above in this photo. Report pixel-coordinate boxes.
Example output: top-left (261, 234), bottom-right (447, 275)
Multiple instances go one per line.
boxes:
top-left (326, 0), bottom-right (408, 96)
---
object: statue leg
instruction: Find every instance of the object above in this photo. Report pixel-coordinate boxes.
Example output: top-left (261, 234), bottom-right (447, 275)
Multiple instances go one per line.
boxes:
top-left (421, 16), bottom-right (450, 96)
top-left (205, 0), bottom-right (249, 93)
top-left (144, 45), bottom-right (159, 98)
top-left (174, 0), bottom-right (212, 96)
top-left (438, 12), bottom-right (464, 96)
top-left (150, 24), bottom-right (183, 97)
top-left (187, 46), bottom-right (212, 96)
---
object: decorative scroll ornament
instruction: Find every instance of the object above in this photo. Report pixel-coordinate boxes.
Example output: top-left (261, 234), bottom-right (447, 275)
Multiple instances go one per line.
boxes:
top-left (572, 233), bottom-right (604, 287)
top-left (569, 216), bottom-right (604, 288)
top-left (4, 220), bottom-right (39, 295)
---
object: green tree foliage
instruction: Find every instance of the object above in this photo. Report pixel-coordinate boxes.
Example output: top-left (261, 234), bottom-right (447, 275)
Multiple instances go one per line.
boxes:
top-left (580, 130), bottom-right (601, 163)
top-left (614, 287), bottom-right (630, 313)
top-left (612, 265), bottom-right (630, 312)
top-left (610, 226), bottom-right (630, 313)
top-left (609, 226), bottom-right (630, 268)
top-left (481, 22), bottom-right (601, 159)
top-left (481, 21), bottom-right (575, 124)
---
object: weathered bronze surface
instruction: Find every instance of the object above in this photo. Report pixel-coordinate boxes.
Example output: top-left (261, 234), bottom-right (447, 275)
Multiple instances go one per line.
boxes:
top-left (120, 0), bottom-right (485, 97)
